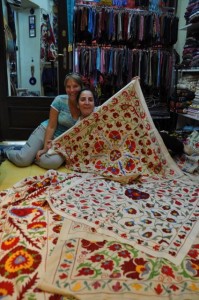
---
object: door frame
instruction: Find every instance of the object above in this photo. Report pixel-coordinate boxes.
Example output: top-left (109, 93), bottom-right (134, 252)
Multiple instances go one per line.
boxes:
top-left (0, 1), bottom-right (69, 141)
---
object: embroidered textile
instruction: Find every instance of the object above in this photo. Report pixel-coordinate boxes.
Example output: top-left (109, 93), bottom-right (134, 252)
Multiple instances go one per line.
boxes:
top-left (52, 79), bottom-right (182, 183)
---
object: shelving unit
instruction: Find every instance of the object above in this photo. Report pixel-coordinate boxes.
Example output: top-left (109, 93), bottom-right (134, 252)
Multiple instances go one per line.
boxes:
top-left (174, 10), bottom-right (199, 128)
top-left (179, 22), bottom-right (199, 31)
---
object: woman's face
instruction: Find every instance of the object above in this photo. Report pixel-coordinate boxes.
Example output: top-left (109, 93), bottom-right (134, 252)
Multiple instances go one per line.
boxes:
top-left (78, 90), bottom-right (95, 119)
top-left (65, 79), bottom-right (81, 102)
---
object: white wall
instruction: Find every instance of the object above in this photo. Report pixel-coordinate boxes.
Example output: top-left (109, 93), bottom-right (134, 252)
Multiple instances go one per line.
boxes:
top-left (16, 7), bottom-right (41, 93)
top-left (16, 0), bottom-right (53, 94)
top-left (3, 0), bottom-right (54, 95)
top-left (174, 0), bottom-right (189, 63)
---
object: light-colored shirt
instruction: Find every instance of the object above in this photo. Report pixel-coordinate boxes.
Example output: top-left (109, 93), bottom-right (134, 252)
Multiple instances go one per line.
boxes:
top-left (41, 94), bottom-right (77, 138)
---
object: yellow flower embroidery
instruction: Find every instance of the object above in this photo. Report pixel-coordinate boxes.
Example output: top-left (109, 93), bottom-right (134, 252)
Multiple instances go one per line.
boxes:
top-left (189, 283), bottom-right (199, 291)
top-left (72, 281), bottom-right (82, 291)
top-left (65, 253), bottom-right (73, 260)
top-left (131, 283), bottom-right (142, 290)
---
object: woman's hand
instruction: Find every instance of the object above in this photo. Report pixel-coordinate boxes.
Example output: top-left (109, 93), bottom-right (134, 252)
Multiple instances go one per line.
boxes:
top-left (36, 148), bottom-right (48, 161)
top-left (47, 140), bottom-right (53, 149)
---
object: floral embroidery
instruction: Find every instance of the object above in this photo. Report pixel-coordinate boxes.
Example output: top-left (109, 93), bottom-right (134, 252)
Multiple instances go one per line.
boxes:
top-left (0, 246), bottom-right (41, 279)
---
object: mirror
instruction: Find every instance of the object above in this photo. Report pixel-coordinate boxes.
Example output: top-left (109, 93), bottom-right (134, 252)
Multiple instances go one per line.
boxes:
top-left (4, 0), bottom-right (58, 97)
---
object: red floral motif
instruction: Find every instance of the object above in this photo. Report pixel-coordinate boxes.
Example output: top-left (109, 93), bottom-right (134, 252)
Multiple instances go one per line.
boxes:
top-left (188, 249), bottom-right (198, 259)
top-left (1, 237), bottom-right (19, 250)
top-left (27, 221), bottom-right (47, 230)
top-left (110, 272), bottom-right (121, 278)
top-left (0, 246), bottom-right (41, 279)
top-left (110, 149), bottom-right (122, 161)
top-left (52, 224), bottom-right (62, 233)
top-left (124, 112), bottom-right (131, 118)
top-left (52, 214), bottom-right (62, 222)
top-left (94, 141), bottom-right (105, 153)
top-left (126, 207), bottom-right (137, 214)
top-left (66, 242), bottom-right (74, 248)
top-left (92, 281), bottom-right (101, 289)
top-left (118, 250), bottom-right (131, 258)
top-left (125, 188), bottom-right (150, 200)
top-left (108, 243), bottom-right (122, 251)
top-left (64, 147), bottom-right (72, 157)
top-left (93, 112), bottom-right (100, 120)
top-left (76, 267), bottom-right (94, 276)
top-left (154, 284), bottom-right (163, 295)
top-left (125, 140), bottom-right (136, 152)
top-left (109, 130), bottom-right (121, 141)
top-left (9, 207), bottom-right (43, 219)
top-left (59, 273), bottom-right (67, 279)
top-left (74, 127), bottom-right (80, 133)
top-left (169, 284), bottom-right (179, 291)
top-left (116, 121), bottom-right (122, 127)
top-left (76, 136), bottom-right (82, 141)
top-left (84, 142), bottom-right (90, 148)
top-left (121, 258), bottom-right (147, 279)
top-left (81, 239), bottom-right (106, 251)
top-left (146, 148), bottom-right (153, 155)
top-left (89, 254), bottom-right (104, 262)
top-left (125, 220), bottom-right (134, 227)
top-left (101, 260), bottom-right (114, 271)
top-left (112, 97), bottom-right (119, 105)
top-left (120, 103), bottom-right (131, 110)
top-left (125, 159), bottom-right (136, 171)
top-left (0, 281), bottom-right (14, 297)
top-left (95, 160), bottom-right (106, 170)
top-left (107, 166), bottom-right (120, 175)
top-left (125, 124), bottom-right (131, 131)
top-left (161, 265), bottom-right (175, 278)
top-left (112, 281), bottom-right (122, 292)
top-left (102, 105), bottom-right (108, 111)
top-left (113, 112), bottom-right (119, 118)
top-left (82, 119), bottom-right (90, 126)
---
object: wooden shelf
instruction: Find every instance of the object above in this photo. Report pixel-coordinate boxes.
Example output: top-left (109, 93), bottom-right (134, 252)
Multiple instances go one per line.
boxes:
top-left (177, 68), bottom-right (199, 73)
top-left (178, 113), bottom-right (199, 121)
top-left (180, 22), bottom-right (199, 31)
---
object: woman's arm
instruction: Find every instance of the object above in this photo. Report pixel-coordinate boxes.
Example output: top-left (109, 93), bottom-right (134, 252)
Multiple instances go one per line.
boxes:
top-left (36, 107), bottom-right (59, 160)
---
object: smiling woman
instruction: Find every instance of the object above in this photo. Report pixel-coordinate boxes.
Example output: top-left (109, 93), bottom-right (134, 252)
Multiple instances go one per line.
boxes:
top-left (76, 88), bottom-right (96, 120)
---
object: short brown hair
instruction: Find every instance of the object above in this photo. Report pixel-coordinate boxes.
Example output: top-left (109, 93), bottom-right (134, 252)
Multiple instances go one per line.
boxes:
top-left (64, 72), bottom-right (84, 89)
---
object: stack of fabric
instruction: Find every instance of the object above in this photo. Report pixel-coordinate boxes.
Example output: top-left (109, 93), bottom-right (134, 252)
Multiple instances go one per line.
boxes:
top-left (186, 78), bottom-right (199, 119)
top-left (170, 75), bottom-right (196, 114)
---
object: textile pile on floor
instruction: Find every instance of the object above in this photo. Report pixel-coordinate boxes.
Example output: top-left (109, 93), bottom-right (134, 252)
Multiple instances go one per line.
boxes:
top-left (0, 79), bottom-right (199, 300)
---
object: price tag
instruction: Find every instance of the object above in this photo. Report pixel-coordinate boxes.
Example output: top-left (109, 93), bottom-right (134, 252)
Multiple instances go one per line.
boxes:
top-left (68, 44), bottom-right (73, 52)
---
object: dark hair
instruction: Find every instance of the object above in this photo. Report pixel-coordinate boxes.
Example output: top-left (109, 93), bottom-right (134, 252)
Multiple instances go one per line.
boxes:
top-left (64, 72), bottom-right (84, 88)
top-left (76, 88), bottom-right (95, 104)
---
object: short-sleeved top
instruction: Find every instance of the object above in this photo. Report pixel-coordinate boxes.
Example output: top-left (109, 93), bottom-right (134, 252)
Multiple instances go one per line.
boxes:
top-left (41, 94), bottom-right (77, 138)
